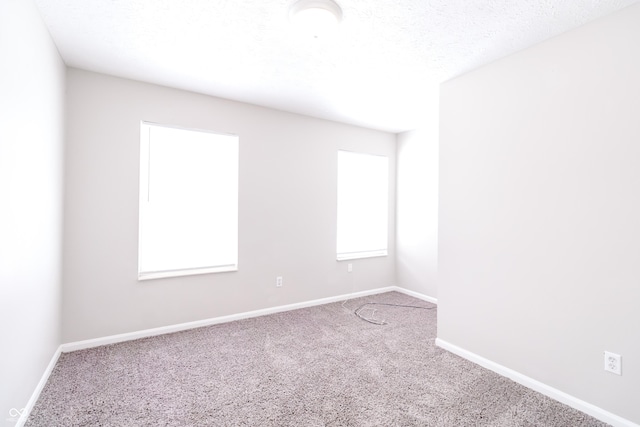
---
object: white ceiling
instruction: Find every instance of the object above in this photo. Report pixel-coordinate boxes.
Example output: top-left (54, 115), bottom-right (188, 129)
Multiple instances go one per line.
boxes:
top-left (34, 0), bottom-right (638, 133)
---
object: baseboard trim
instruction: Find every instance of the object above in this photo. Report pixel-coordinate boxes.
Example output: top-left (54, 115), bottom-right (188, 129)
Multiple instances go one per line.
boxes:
top-left (61, 286), bottom-right (398, 353)
top-left (392, 287), bottom-right (437, 304)
top-left (16, 345), bottom-right (62, 427)
top-left (26, 286), bottom-right (428, 423)
top-left (21, 287), bottom-right (402, 424)
top-left (435, 338), bottom-right (638, 427)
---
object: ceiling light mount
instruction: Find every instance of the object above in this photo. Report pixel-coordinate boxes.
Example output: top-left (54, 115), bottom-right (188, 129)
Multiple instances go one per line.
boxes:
top-left (289, 0), bottom-right (343, 38)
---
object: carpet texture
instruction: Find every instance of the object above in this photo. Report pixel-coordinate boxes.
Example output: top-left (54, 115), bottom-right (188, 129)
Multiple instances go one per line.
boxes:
top-left (26, 292), bottom-right (608, 426)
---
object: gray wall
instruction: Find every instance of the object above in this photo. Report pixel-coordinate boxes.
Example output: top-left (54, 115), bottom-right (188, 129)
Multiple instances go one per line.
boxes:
top-left (0, 0), bottom-right (65, 418)
top-left (63, 69), bottom-right (396, 343)
top-left (439, 4), bottom-right (640, 423)
top-left (396, 123), bottom-right (439, 299)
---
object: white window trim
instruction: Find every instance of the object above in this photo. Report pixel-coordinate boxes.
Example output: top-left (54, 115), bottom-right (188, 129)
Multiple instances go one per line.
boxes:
top-left (336, 250), bottom-right (388, 261)
top-left (138, 121), bottom-right (239, 281)
top-left (336, 149), bottom-right (389, 261)
top-left (138, 265), bottom-right (237, 281)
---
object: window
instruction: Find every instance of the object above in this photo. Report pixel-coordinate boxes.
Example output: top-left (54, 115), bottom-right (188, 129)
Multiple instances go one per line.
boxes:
top-left (138, 122), bottom-right (238, 280)
top-left (336, 150), bottom-right (389, 260)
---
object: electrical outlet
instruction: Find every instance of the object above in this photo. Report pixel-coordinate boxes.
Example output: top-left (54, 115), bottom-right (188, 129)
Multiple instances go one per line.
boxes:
top-left (347, 263), bottom-right (353, 273)
top-left (276, 276), bottom-right (283, 287)
top-left (604, 351), bottom-right (621, 375)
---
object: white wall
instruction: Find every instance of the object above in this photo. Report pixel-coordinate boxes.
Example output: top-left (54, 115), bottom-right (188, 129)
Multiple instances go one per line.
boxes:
top-left (0, 0), bottom-right (65, 420)
top-left (396, 115), bottom-right (439, 298)
top-left (62, 69), bottom-right (396, 343)
top-left (439, 4), bottom-right (640, 423)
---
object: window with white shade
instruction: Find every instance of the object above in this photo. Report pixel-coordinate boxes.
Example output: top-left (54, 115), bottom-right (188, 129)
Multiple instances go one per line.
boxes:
top-left (138, 122), bottom-right (239, 280)
top-left (336, 150), bottom-right (389, 260)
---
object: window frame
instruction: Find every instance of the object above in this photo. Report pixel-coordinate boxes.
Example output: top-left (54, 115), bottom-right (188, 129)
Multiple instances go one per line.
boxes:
top-left (137, 121), bottom-right (239, 281)
top-left (336, 149), bottom-right (389, 261)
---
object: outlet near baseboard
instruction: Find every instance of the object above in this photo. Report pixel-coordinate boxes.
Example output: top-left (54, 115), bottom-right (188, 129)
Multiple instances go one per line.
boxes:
top-left (604, 351), bottom-right (621, 375)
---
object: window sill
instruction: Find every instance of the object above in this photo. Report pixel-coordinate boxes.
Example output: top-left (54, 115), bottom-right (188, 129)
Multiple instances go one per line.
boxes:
top-left (337, 250), bottom-right (387, 261)
top-left (138, 264), bottom-right (237, 281)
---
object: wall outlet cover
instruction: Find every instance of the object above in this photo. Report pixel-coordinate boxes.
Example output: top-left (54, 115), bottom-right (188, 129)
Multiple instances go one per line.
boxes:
top-left (604, 351), bottom-right (621, 375)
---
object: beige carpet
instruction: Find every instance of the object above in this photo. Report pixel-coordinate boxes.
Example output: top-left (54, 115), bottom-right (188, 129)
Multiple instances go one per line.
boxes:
top-left (26, 291), bottom-right (608, 426)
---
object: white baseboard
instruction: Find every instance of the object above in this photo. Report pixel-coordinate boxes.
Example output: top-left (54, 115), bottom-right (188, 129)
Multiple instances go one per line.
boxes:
top-left (61, 286), bottom-right (398, 353)
top-left (22, 286), bottom-right (427, 424)
top-left (435, 338), bottom-right (638, 427)
top-left (16, 345), bottom-right (62, 427)
top-left (392, 287), bottom-right (437, 304)
top-left (20, 287), bottom-right (399, 424)
top-left (24, 290), bottom-right (635, 426)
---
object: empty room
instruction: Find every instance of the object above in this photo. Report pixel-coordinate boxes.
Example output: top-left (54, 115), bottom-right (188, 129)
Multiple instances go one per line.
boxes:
top-left (1, 0), bottom-right (638, 425)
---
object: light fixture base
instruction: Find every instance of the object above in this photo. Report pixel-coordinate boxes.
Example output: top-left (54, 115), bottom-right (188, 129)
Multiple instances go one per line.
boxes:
top-left (289, 0), bottom-right (343, 37)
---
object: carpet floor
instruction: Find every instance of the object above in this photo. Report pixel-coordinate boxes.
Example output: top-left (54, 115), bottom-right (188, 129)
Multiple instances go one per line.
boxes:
top-left (26, 291), bottom-right (608, 426)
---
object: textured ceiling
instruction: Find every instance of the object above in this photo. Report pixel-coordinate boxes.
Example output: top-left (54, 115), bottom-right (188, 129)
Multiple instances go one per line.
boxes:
top-left (34, 0), bottom-right (639, 132)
